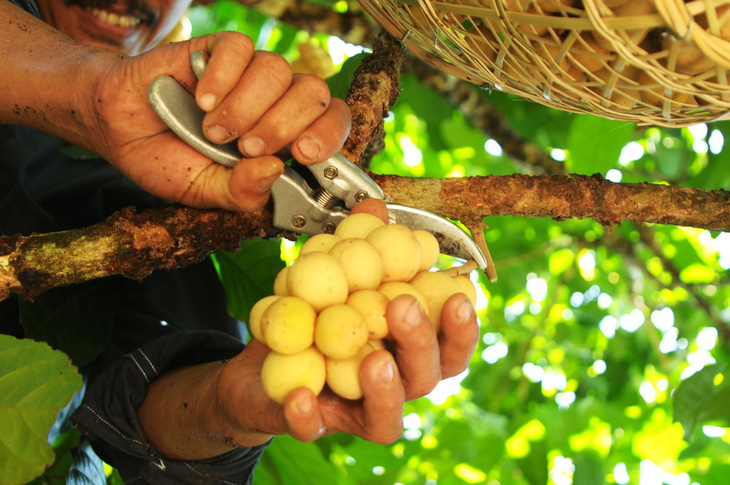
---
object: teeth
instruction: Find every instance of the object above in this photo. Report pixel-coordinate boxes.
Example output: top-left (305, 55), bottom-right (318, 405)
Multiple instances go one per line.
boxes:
top-left (88, 7), bottom-right (140, 27)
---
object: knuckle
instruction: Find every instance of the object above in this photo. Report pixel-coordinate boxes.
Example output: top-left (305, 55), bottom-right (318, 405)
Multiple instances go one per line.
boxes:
top-left (408, 375), bottom-right (440, 400)
top-left (218, 31), bottom-right (255, 58)
top-left (371, 427), bottom-right (403, 445)
top-left (296, 74), bottom-right (331, 105)
top-left (255, 52), bottom-right (292, 90)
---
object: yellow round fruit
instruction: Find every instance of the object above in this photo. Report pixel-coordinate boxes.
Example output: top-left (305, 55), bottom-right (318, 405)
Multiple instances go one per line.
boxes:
top-left (409, 271), bottom-right (463, 332)
top-left (328, 238), bottom-right (384, 292)
top-left (300, 233), bottom-right (341, 255)
top-left (286, 252), bottom-right (349, 311)
top-left (261, 346), bottom-right (326, 404)
top-left (325, 341), bottom-right (381, 400)
top-left (248, 295), bottom-right (281, 344)
top-left (273, 266), bottom-right (289, 296)
top-left (453, 274), bottom-right (478, 307)
top-left (314, 304), bottom-right (369, 359)
top-left (334, 212), bottom-right (386, 239)
top-left (413, 230), bottom-right (440, 271)
top-left (378, 281), bottom-right (430, 319)
top-left (366, 224), bottom-right (423, 282)
top-left (346, 289), bottom-right (390, 340)
top-left (261, 296), bottom-right (316, 354)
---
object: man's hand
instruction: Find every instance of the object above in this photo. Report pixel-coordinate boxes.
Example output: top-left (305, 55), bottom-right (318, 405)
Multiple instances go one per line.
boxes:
top-left (91, 31), bottom-right (350, 212)
top-left (215, 290), bottom-right (478, 447)
top-left (137, 200), bottom-right (480, 459)
top-left (3, 5), bottom-right (348, 213)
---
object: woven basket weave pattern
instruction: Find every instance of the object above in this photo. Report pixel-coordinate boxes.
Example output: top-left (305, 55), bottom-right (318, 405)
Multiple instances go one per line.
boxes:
top-left (358, 0), bottom-right (730, 126)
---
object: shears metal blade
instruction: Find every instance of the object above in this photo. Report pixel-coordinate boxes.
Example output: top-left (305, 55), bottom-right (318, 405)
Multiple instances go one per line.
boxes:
top-left (147, 53), bottom-right (487, 271)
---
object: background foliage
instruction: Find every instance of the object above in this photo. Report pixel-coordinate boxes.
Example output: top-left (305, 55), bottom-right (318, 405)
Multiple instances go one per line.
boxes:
top-left (196, 2), bottom-right (730, 484)
top-left (2, 0), bottom-right (729, 483)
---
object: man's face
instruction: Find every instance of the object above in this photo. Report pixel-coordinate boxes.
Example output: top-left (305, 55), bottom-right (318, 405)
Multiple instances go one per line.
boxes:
top-left (37, 0), bottom-right (191, 55)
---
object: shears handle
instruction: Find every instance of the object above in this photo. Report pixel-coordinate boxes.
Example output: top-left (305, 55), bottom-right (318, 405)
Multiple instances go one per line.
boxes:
top-left (147, 53), bottom-right (383, 234)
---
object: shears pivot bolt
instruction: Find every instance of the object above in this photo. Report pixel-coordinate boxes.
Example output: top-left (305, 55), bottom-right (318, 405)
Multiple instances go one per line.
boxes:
top-left (292, 215), bottom-right (307, 229)
top-left (323, 166), bottom-right (338, 179)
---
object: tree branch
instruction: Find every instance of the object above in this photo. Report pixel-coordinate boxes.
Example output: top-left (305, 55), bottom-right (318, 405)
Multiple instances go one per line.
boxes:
top-left (0, 206), bottom-right (276, 301)
top-left (341, 31), bottom-right (405, 165)
top-left (369, 173), bottom-right (730, 232)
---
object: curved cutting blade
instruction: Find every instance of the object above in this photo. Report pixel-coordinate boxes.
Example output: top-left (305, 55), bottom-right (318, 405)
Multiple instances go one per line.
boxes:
top-left (386, 204), bottom-right (488, 271)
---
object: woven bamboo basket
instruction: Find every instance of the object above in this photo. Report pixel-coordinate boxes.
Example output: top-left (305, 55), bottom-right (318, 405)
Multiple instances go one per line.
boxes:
top-left (357, 0), bottom-right (730, 126)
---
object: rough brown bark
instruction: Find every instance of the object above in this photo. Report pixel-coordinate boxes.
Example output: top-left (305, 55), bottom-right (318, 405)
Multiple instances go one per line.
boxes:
top-left (341, 31), bottom-right (405, 165)
top-left (2, 173), bottom-right (727, 301)
top-left (370, 173), bottom-right (730, 232)
top-left (0, 206), bottom-right (276, 301)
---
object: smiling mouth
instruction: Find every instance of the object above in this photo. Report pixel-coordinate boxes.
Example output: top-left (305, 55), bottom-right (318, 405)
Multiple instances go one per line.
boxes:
top-left (85, 6), bottom-right (141, 27)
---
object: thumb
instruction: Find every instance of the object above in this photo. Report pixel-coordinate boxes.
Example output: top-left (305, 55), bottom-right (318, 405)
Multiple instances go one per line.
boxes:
top-left (223, 156), bottom-right (284, 212)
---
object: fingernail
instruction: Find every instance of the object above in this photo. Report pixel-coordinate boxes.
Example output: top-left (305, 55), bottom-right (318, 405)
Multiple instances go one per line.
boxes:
top-left (241, 136), bottom-right (267, 157)
top-left (297, 136), bottom-right (321, 161)
top-left (404, 298), bottom-right (424, 326)
top-left (199, 93), bottom-right (217, 111)
top-left (255, 160), bottom-right (284, 192)
top-left (256, 173), bottom-right (281, 192)
top-left (379, 359), bottom-right (395, 384)
top-left (207, 124), bottom-right (234, 144)
top-left (456, 296), bottom-right (474, 324)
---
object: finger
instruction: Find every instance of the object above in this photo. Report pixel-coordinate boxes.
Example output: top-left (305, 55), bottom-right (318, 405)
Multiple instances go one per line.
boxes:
top-left (438, 293), bottom-right (479, 378)
top-left (233, 74), bottom-right (333, 159)
top-left (386, 295), bottom-right (441, 400)
top-left (289, 97), bottom-right (352, 165)
top-left (350, 199), bottom-right (389, 224)
top-left (358, 350), bottom-right (405, 444)
top-left (196, 32), bottom-right (255, 112)
top-left (180, 155), bottom-right (284, 212)
top-left (283, 387), bottom-right (325, 443)
top-left (227, 156), bottom-right (285, 212)
top-left (203, 51), bottom-right (293, 144)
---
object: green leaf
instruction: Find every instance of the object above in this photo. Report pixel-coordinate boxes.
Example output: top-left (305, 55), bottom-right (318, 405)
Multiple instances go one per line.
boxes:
top-left (566, 115), bottom-right (635, 175)
top-left (57, 145), bottom-right (99, 160)
top-left (674, 363), bottom-right (730, 441)
top-left (0, 335), bottom-right (83, 485)
top-left (326, 52), bottom-right (367, 100)
top-left (212, 238), bottom-right (285, 324)
top-left (549, 248), bottom-right (575, 275)
top-left (19, 280), bottom-right (119, 367)
top-left (255, 435), bottom-right (340, 484)
top-left (679, 263), bottom-right (718, 284)
top-left (26, 428), bottom-right (80, 485)
top-left (571, 453), bottom-right (605, 485)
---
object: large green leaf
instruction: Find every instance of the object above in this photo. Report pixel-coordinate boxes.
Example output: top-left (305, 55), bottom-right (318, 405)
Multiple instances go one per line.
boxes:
top-left (211, 238), bottom-right (285, 324)
top-left (690, 123), bottom-right (730, 190)
top-left (566, 115), bottom-right (635, 175)
top-left (674, 363), bottom-right (730, 441)
top-left (326, 52), bottom-right (367, 100)
top-left (255, 435), bottom-right (340, 484)
top-left (0, 335), bottom-right (83, 485)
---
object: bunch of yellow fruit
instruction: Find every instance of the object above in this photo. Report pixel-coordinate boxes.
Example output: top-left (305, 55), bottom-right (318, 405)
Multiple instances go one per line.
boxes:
top-left (250, 212), bottom-right (477, 403)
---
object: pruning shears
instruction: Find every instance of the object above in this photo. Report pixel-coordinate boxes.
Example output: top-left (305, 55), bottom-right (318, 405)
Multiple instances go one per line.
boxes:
top-left (147, 52), bottom-right (487, 271)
